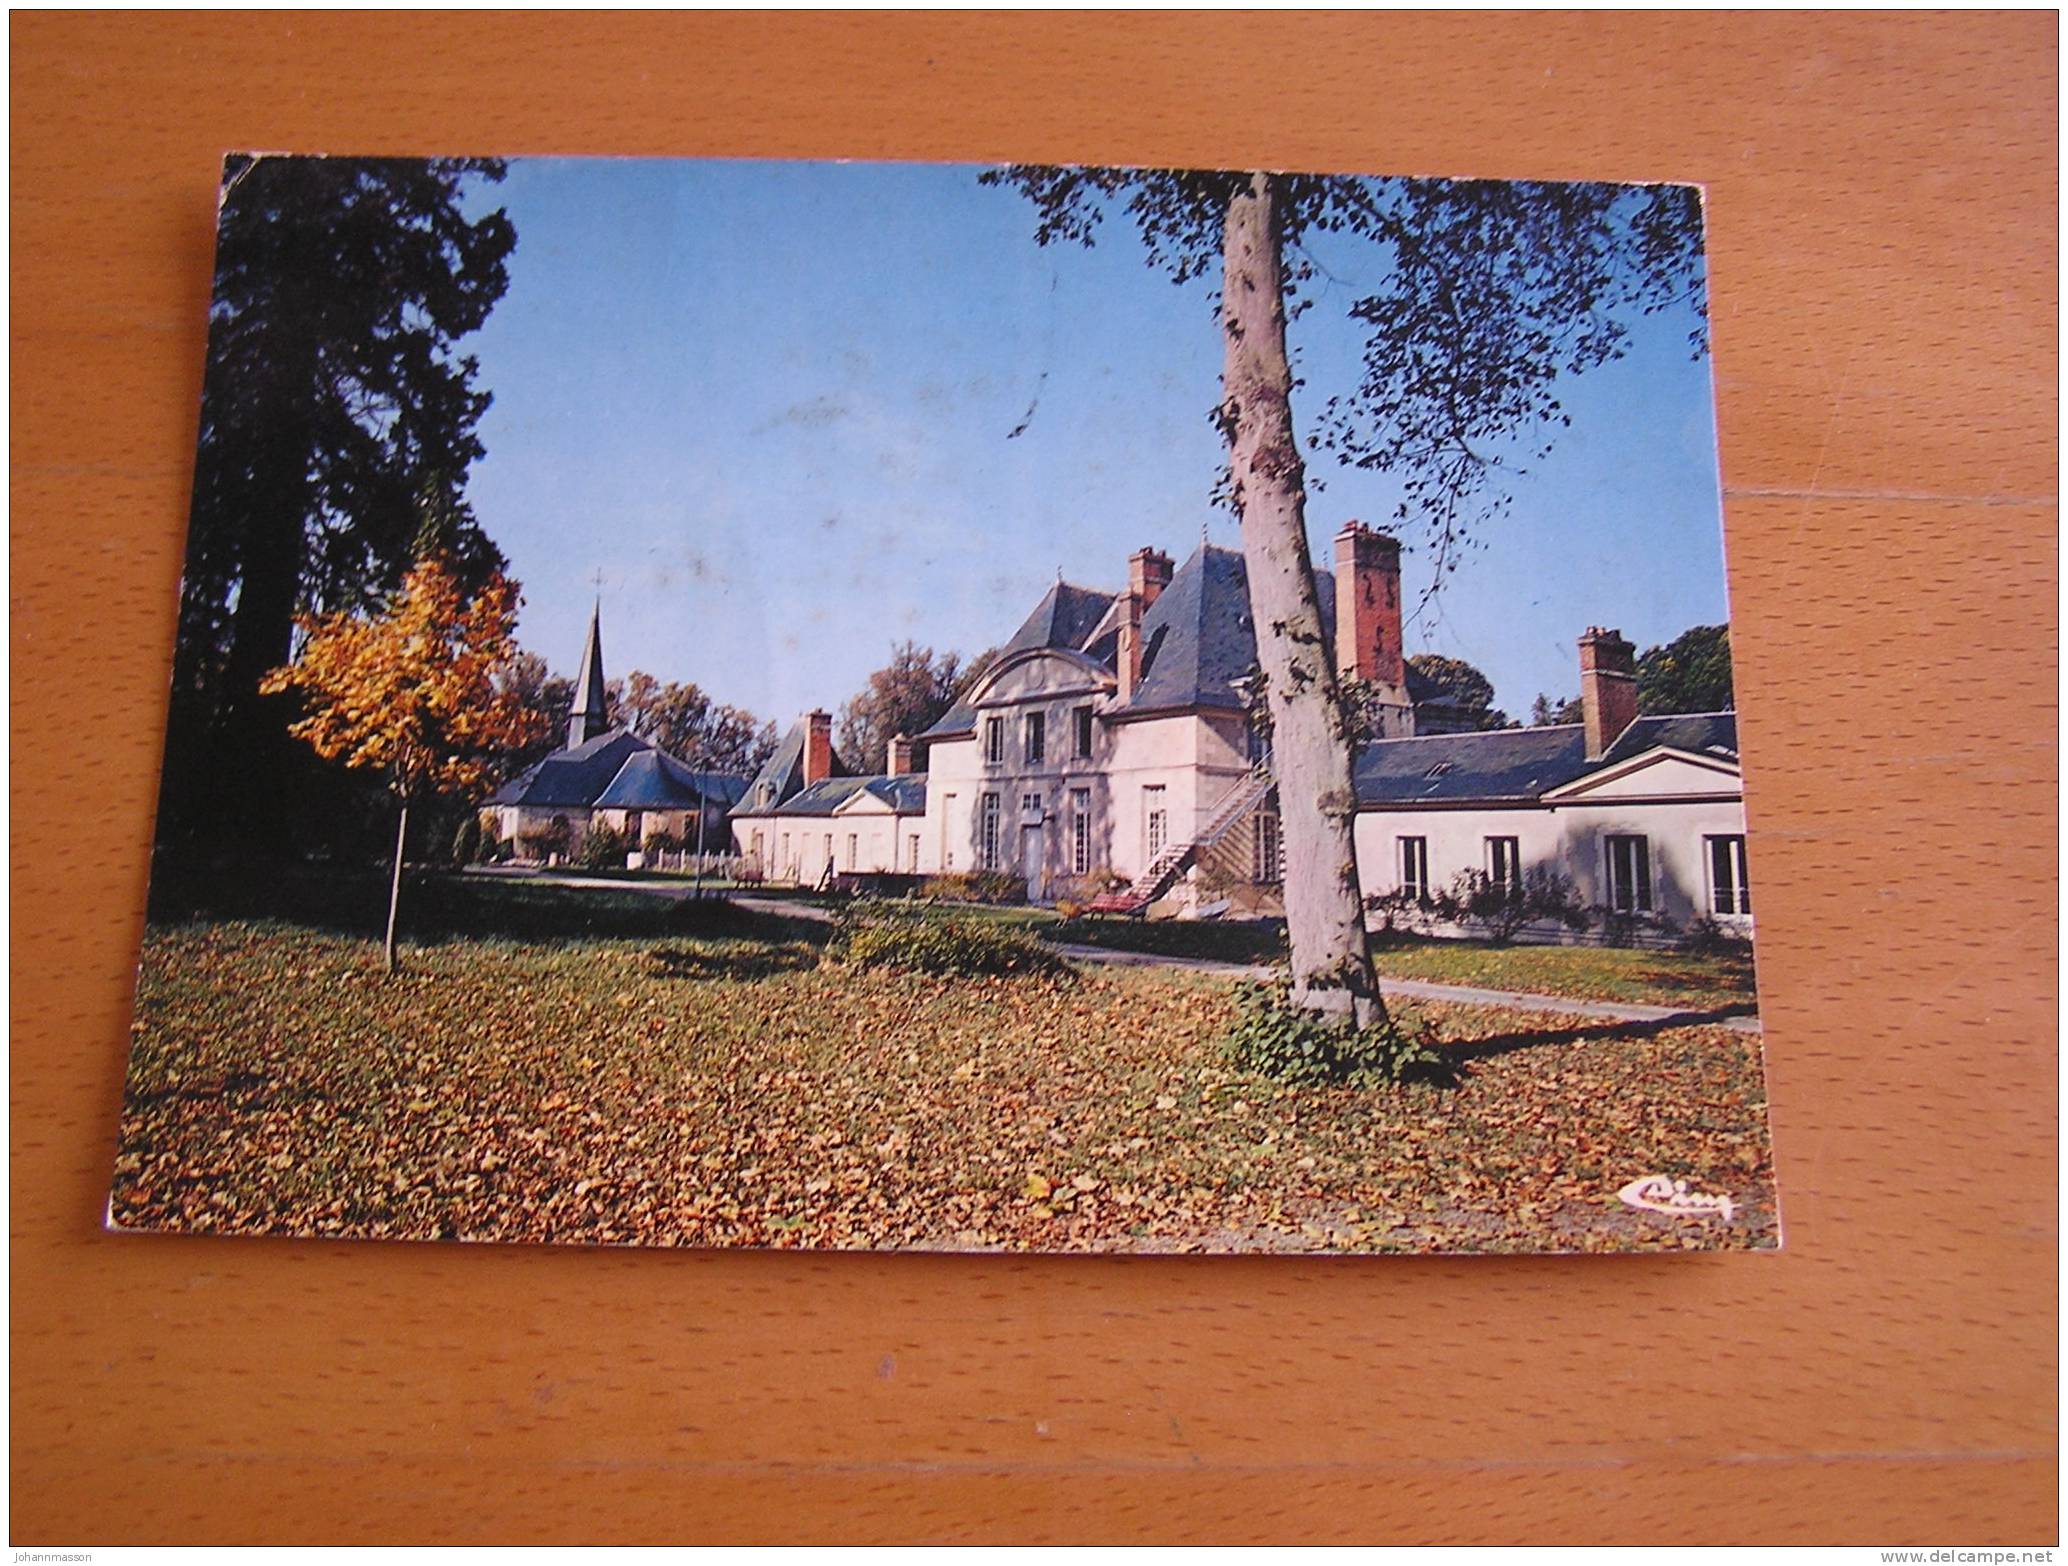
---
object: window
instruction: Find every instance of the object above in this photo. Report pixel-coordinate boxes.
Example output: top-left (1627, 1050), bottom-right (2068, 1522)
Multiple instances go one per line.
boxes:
top-left (979, 793), bottom-right (1001, 870)
top-left (942, 793), bottom-right (956, 869)
top-left (907, 833), bottom-right (920, 872)
top-left (780, 833), bottom-right (791, 873)
top-left (823, 834), bottom-right (833, 875)
top-left (1486, 836), bottom-right (1521, 895)
top-left (1423, 760), bottom-right (1456, 780)
top-left (984, 716), bottom-right (1004, 765)
top-left (1253, 811), bottom-right (1282, 885)
top-left (1399, 836), bottom-right (1429, 902)
top-left (1606, 834), bottom-right (1652, 913)
top-left (1021, 791), bottom-right (1042, 817)
top-left (1071, 788), bottom-right (1092, 875)
top-left (1708, 834), bottom-right (1751, 916)
top-left (1143, 785), bottom-right (1168, 864)
top-left (1074, 705), bottom-right (1094, 759)
top-left (1024, 711), bottom-right (1045, 764)
top-left (750, 830), bottom-right (764, 863)
top-left (846, 833), bottom-right (857, 870)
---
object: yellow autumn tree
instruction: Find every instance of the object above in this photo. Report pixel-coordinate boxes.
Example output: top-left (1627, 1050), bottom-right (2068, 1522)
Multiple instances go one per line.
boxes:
top-left (261, 554), bottom-right (547, 971)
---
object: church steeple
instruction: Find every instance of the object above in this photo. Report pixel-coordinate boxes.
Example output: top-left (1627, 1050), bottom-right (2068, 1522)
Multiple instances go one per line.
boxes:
top-left (566, 601), bottom-right (610, 748)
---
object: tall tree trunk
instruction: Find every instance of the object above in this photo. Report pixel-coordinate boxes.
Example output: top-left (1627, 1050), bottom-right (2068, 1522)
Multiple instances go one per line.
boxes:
top-left (1220, 172), bottom-right (1384, 1030)
top-left (384, 796), bottom-right (409, 974)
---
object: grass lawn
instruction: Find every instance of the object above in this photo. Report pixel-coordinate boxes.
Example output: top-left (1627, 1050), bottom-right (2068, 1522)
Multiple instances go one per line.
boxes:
top-left (115, 909), bottom-right (1777, 1254)
top-left (1368, 939), bottom-right (1757, 1010)
top-left (941, 904), bottom-right (1756, 1010)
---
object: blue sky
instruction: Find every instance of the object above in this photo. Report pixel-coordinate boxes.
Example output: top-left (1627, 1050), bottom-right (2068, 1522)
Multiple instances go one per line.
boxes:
top-left (461, 158), bottom-right (1726, 726)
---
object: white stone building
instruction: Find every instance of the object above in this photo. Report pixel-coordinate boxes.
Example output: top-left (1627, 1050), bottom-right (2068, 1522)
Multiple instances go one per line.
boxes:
top-left (728, 525), bottom-right (1751, 939)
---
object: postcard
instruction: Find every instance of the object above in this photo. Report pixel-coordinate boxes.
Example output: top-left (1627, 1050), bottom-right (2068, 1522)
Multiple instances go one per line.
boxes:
top-left (114, 155), bottom-right (1774, 1253)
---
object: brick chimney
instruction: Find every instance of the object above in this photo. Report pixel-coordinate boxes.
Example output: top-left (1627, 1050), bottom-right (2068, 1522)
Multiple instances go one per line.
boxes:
top-left (1115, 547), bottom-right (1170, 702)
top-left (1578, 627), bottom-right (1639, 759)
top-left (1117, 593), bottom-right (1143, 701)
top-left (803, 709), bottom-right (835, 785)
top-left (1333, 522), bottom-right (1405, 689)
top-left (1129, 546), bottom-right (1173, 609)
top-left (885, 734), bottom-right (914, 776)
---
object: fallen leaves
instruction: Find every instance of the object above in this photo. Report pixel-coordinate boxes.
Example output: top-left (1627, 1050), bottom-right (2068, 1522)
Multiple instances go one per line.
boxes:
top-left (110, 921), bottom-right (1778, 1255)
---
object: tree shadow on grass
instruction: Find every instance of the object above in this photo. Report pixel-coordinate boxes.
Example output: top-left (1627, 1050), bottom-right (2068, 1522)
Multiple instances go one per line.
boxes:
top-left (146, 854), bottom-right (833, 949)
top-left (1442, 1003), bottom-right (1760, 1065)
top-left (646, 942), bottom-right (822, 982)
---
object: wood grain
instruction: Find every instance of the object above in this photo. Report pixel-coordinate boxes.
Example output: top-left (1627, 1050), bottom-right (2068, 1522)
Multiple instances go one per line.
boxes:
top-left (10, 12), bottom-right (2057, 1545)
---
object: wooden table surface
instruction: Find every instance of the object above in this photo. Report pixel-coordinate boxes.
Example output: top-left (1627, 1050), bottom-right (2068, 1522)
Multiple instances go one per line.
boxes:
top-left (10, 12), bottom-right (2057, 1545)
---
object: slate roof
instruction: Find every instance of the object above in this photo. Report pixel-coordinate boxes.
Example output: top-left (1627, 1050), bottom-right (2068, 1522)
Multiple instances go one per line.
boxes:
top-left (862, 775), bottom-right (929, 814)
top-left (1000, 580), bottom-right (1116, 659)
top-left (737, 718), bottom-right (848, 815)
top-left (488, 728), bottom-right (750, 812)
top-left (488, 730), bottom-right (654, 808)
top-left (1602, 712), bottom-right (1738, 766)
top-left (921, 545), bottom-right (1349, 738)
top-left (760, 772), bottom-right (930, 818)
top-left (1126, 545), bottom-right (1284, 716)
top-left (592, 748), bottom-right (750, 811)
top-left (921, 581), bottom-right (1120, 740)
top-left (1353, 712), bottom-right (1739, 807)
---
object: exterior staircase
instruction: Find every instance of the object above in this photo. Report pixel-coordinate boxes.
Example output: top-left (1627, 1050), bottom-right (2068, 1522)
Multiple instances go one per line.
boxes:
top-left (1088, 758), bottom-right (1276, 916)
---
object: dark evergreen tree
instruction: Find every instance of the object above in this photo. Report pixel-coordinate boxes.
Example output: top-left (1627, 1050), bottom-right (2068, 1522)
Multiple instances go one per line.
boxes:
top-left (163, 155), bottom-right (516, 846)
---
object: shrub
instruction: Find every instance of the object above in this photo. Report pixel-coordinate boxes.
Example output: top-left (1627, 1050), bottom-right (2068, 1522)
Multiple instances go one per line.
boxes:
top-left (1677, 916), bottom-right (1752, 956)
top-left (1222, 981), bottom-right (1453, 1086)
top-left (918, 870), bottom-right (1027, 905)
top-left (1430, 866), bottom-right (1592, 945)
top-left (1601, 908), bottom-right (1677, 948)
top-left (450, 813), bottom-right (482, 868)
top-left (645, 827), bottom-right (685, 855)
top-left (517, 816), bottom-right (573, 862)
top-left (826, 904), bottom-right (1073, 980)
top-left (1363, 887), bottom-right (1435, 937)
top-left (574, 822), bottom-right (632, 870)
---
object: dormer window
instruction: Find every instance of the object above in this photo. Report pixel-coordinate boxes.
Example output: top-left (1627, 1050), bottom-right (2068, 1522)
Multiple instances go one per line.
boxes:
top-left (1024, 711), bottom-right (1045, 764)
top-left (984, 716), bottom-right (1004, 765)
top-left (1074, 705), bottom-right (1094, 759)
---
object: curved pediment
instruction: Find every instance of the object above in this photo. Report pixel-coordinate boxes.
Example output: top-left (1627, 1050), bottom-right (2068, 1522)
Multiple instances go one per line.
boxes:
top-left (966, 646), bottom-right (1116, 708)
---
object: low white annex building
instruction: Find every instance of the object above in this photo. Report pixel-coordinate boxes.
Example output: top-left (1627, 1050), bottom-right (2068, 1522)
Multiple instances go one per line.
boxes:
top-left (730, 524), bottom-right (1750, 940)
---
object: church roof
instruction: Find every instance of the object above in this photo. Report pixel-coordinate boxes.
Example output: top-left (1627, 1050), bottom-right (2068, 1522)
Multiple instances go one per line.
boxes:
top-left (488, 729), bottom-right (653, 808)
top-left (592, 748), bottom-right (750, 810)
top-left (565, 603), bottom-right (610, 747)
top-left (487, 727), bottom-right (750, 811)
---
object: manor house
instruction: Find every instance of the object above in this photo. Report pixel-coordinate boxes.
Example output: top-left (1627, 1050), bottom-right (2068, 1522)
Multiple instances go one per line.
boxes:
top-left (727, 523), bottom-right (1751, 938)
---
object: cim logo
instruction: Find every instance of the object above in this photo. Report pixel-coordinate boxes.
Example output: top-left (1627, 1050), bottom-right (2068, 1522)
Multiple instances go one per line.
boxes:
top-left (1617, 1173), bottom-right (1737, 1222)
